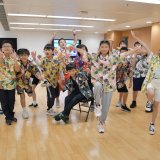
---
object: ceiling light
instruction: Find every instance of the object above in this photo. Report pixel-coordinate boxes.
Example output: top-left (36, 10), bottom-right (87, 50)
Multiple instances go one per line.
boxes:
top-left (8, 13), bottom-right (46, 18)
top-left (7, 13), bottom-right (116, 22)
top-left (10, 27), bottom-right (82, 31)
top-left (146, 21), bottom-right (152, 24)
top-left (107, 29), bottom-right (112, 31)
top-left (40, 24), bottom-right (94, 28)
top-left (125, 26), bottom-right (131, 28)
top-left (10, 22), bottom-right (39, 25)
top-left (94, 32), bottom-right (99, 34)
top-left (125, 0), bottom-right (160, 4)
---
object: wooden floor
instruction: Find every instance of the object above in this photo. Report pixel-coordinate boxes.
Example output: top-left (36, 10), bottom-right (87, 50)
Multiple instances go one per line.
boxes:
top-left (0, 86), bottom-right (160, 160)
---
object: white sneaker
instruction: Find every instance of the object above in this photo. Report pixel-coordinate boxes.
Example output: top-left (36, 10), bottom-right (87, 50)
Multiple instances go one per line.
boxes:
top-left (41, 80), bottom-right (51, 87)
top-left (47, 108), bottom-right (57, 116)
top-left (115, 100), bottom-right (122, 107)
top-left (149, 123), bottom-right (155, 135)
top-left (94, 105), bottom-right (102, 117)
top-left (145, 101), bottom-right (153, 112)
top-left (97, 122), bottom-right (104, 133)
top-left (22, 109), bottom-right (29, 119)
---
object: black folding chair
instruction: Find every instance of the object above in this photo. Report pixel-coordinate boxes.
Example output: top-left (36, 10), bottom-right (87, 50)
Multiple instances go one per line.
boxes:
top-left (72, 98), bottom-right (94, 122)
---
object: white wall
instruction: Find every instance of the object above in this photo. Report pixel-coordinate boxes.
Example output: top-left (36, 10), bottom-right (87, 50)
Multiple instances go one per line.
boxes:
top-left (0, 30), bottom-right (103, 54)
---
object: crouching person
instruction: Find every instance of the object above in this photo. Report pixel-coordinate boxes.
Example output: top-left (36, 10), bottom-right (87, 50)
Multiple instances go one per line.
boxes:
top-left (54, 63), bottom-right (93, 123)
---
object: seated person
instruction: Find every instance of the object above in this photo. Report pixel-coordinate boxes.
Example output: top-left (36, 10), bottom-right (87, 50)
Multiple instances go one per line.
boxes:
top-left (54, 63), bottom-right (93, 123)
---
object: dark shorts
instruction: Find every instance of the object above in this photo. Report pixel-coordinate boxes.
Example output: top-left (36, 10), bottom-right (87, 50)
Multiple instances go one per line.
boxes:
top-left (17, 86), bottom-right (32, 95)
top-left (117, 84), bottom-right (128, 93)
top-left (31, 75), bottom-right (40, 86)
top-left (133, 77), bottom-right (145, 91)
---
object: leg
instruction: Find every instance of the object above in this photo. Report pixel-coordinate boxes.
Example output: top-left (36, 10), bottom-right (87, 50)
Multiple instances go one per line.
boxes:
top-left (151, 101), bottom-right (159, 123)
top-left (20, 93), bottom-right (26, 109)
top-left (122, 92), bottom-right (128, 105)
top-left (133, 91), bottom-right (138, 101)
top-left (47, 86), bottom-right (56, 110)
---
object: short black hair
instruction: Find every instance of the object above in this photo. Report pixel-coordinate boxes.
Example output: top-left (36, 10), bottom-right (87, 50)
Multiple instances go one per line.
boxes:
top-left (119, 40), bottom-right (127, 47)
top-left (120, 47), bottom-right (128, 52)
top-left (44, 44), bottom-right (54, 50)
top-left (66, 63), bottom-right (75, 71)
top-left (134, 41), bottom-right (141, 47)
top-left (17, 48), bottom-right (30, 56)
top-left (76, 44), bottom-right (88, 52)
top-left (58, 38), bottom-right (66, 45)
top-left (1, 40), bottom-right (13, 48)
top-left (99, 40), bottom-right (110, 48)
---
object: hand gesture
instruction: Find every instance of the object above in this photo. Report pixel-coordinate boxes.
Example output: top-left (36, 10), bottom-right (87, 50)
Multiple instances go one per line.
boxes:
top-left (31, 51), bottom-right (37, 61)
top-left (11, 50), bottom-right (17, 61)
top-left (0, 50), bottom-right (4, 61)
top-left (37, 54), bottom-right (42, 60)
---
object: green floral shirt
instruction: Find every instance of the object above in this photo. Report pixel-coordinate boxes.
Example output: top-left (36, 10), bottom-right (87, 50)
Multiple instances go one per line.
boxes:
top-left (0, 57), bottom-right (17, 90)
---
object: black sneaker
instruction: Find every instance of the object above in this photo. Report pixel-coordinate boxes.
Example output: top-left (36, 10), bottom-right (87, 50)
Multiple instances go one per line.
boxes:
top-left (145, 101), bottom-right (153, 113)
top-left (121, 105), bottom-right (131, 112)
top-left (130, 101), bottom-right (137, 108)
top-left (29, 103), bottom-right (38, 108)
top-left (11, 117), bottom-right (17, 122)
top-left (55, 113), bottom-right (69, 123)
top-left (6, 119), bottom-right (12, 125)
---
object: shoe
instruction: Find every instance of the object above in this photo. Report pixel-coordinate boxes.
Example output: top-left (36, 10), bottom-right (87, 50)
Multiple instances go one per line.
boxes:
top-left (0, 109), bottom-right (3, 114)
top-left (6, 119), bottom-right (12, 125)
top-left (22, 109), bottom-right (29, 119)
top-left (145, 101), bottom-right (153, 113)
top-left (94, 105), bottom-right (102, 117)
top-left (29, 103), bottom-right (38, 107)
top-left (47, 108), bottom-right (57, 116)
top-left (11, 117), bottom-right (17, 122)
top-left (149, 123), bottom-right (155, 135)
top-left (97, 122), bottom-right (104, 133)
top-left (54, 113), bottom-right (61, 121)
top-left (130, 101), bottom-right (137, 108)
top-left (115, 100), bottom-right (122, 107)
top-left (59, 113), bottom-right (69, 123)
top-left (121, 105), bottom-right (131, 112)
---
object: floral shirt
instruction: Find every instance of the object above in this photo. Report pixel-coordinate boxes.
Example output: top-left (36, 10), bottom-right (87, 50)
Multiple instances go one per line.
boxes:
top-left (40, 56), bottom-right (62, 88)
top-left (0, 57), bottom-right (17, 90)
top-left (116, 59), bottom-right (132, 89)
top-left (142, 54), bottom-right (160, 92)
top-left (133, 54), bottom-right (150, 78)
top-left (16, 60), bottom-right (40, 89)
top-left (91, 51), bottom-right (123, 92)
top-left (64, 72), bottom-right (93, 100)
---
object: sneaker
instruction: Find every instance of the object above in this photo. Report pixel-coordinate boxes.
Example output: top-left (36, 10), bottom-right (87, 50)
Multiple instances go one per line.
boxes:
top-left (121, 105), bottom-right (131, 112)
top-left (130, 101), bottom-right (137, 108)
top-left (6, 119), bottom-right (12, 125)
top-left (145, 101), bottom-right (153, 113)
top-left (115, 100), bottom-right (122, 107)
top-left (28, 103), bottom-right (38, 108)
top-left (22, 109), bottom-right (29, 119)
top-left (149, 123), bottom-right (155, 135)
top-left (47, 108), bottom-right (57, 116)
top-left (97, 122), bottom-right (104, 133)
top-left (94, 105), bottom-right (102, 117)
top-left (54, 112), bottom-right (69, 123)
top-left (0, 109), bottom-right (3, 114)
top-left (11, 117), bottom-right (17, 122)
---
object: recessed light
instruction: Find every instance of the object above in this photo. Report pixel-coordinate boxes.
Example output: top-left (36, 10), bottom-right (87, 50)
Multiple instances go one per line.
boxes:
top-left (125, 26), bottom-right (131, 28)
top-left (94, 32), bottom-right (99, 34)
top-left (125, 0), bottom-right (160, 4)
top-left (146, 21), bottom-right (152, 24)
top-left (107, 29), bottom-right (112, 31)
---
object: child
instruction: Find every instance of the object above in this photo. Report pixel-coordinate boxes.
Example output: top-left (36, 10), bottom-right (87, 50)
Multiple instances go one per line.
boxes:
top-left (142, 49), bottom-right (160, 135)
top-left (54, 63), bottom-right (93, 123)
top-left (116, 47), bottom-right (132, 112)
top-left (33, 44), bottom-right (64, 116)
top-left (0, 40), bottom-right (20, 125)
top-left (90, 40), bottom-right (141, 133)
top-left (16, 48), bottom-right (42, 119)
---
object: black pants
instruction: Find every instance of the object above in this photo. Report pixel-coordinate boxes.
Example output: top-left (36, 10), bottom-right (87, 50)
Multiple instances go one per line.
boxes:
top-left (46, 86), bottom-right (56, 110)
top-left (0, 89), bottom-right (15, 120)
top-left (62, 90), bottom-right (85, 116)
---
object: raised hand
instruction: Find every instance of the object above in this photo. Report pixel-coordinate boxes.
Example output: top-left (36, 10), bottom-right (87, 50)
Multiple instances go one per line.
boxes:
top-left (0, 50), bottom-right (4, 62)
top-left (11, 50), bottom-right (17, 61)
top-left (37, 54), bottom-right (42, 60)
top-left (31, 51), bottom-right (37, 60)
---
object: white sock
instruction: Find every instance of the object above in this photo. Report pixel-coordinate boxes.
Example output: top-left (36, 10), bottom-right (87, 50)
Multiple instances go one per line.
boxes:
top-left (23, 107), bottom-right (27, 111)
top-left (33, 101), bottom-right (37, 105)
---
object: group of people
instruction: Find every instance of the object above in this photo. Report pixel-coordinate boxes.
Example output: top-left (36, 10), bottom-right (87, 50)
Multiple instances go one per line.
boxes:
top-left (0, 30), bottom-right (160, 135)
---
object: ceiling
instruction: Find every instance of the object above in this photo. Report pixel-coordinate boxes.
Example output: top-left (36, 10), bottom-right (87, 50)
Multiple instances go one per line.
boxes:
top-left (1, 0), bottom-right (160, 33)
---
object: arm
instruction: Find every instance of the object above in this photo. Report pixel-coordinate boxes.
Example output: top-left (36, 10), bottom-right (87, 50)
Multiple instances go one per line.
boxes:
top-left (0, 51), bottom-right (4, 66)
top-left (131, 30), bottom-right (151, 54)
top-left (11, 51), bottom-right (21, 72)
top-left (48, 33), bottom-right (57, 44)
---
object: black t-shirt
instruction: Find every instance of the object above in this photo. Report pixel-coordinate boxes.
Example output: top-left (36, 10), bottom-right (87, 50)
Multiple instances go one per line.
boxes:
top-left (70, 77), bottom-right (80, 93)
